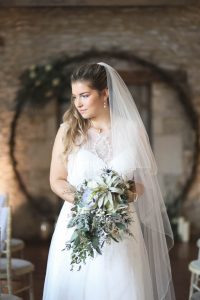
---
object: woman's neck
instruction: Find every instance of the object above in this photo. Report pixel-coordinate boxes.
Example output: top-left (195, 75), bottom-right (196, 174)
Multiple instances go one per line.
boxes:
top-left (89, 113), bottom-right (111, 132)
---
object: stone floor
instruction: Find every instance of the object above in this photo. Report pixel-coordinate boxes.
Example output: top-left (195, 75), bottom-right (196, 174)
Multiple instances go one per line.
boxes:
top-left (8, 239), bottom-right (200, 300)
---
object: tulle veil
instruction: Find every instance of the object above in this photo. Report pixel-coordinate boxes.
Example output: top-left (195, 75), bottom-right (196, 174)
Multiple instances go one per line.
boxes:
top-left (97, 62), bottom-right (176, 300)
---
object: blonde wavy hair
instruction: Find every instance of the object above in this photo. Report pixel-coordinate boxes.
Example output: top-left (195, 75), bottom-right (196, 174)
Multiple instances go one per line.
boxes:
top-left (62, 62), bottom-right (107, 161)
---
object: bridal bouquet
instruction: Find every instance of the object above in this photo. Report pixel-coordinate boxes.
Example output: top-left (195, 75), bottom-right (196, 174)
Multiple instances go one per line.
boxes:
top-left (64, 168), bottom-right (134, 271)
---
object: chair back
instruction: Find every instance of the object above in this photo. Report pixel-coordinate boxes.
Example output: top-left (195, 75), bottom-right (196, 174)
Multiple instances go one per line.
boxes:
top-left (0, 206), bottom-right (12, 294)
top-left (0, 207), bottom-right (9, 254)
top-left (0, 207), bottom-right (9, 296)
top-left (197, 239), bottom-right (200, 260)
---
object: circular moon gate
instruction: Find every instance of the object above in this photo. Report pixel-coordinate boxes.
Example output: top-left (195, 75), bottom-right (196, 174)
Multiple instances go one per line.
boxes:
top-left (10, 49), bottom-right (199, 220)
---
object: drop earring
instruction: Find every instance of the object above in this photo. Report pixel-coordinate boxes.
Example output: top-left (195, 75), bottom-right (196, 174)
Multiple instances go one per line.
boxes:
top-left (104, 101), bottom-right (107, 109)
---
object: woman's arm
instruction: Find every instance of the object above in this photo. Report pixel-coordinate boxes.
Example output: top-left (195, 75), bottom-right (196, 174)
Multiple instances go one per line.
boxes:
top-left (49, 124), bottom-right (75, 204)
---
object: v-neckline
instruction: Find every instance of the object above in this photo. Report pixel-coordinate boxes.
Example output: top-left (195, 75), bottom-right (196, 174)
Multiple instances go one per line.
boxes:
top-left (87, 126), bottom-right (111, 136)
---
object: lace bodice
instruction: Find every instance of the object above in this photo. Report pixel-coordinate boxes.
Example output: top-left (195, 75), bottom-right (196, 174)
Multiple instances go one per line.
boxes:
top-left (82, 127), bottom-right (113, 165)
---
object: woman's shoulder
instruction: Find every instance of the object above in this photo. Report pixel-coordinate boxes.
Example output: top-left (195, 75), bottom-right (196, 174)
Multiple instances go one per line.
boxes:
top-left (60, 122), bottom-right (85, 151)
top-left (59, 122), bottom-right (71, 137)
top-left (60, 122), bottom-right (69, 129)
top-left (54, 122), bottom-right (69, 148)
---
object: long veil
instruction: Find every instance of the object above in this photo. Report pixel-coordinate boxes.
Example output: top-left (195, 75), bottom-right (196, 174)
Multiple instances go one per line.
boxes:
top-left (97, 62), bottom-right (176, 300)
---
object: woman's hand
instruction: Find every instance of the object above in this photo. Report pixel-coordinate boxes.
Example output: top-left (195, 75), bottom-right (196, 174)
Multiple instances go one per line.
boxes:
top-left (127, 180), bottom-right (145, 203)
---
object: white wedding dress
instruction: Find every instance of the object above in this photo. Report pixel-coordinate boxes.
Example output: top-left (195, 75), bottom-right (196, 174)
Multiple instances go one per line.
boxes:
top-left (43, 125), bottom-right (155, 300)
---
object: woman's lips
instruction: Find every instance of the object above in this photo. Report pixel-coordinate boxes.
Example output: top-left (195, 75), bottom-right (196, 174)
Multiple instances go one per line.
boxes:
top-left (79, 109), bottom-right (87, 114)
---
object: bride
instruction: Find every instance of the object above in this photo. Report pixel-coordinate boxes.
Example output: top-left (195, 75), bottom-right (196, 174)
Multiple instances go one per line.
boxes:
top-left (43, 62), bottom-right (176, 300)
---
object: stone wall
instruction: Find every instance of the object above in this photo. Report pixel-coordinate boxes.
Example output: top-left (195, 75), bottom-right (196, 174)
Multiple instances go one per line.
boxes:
top-left (0, 6), bottom-right (200, 238)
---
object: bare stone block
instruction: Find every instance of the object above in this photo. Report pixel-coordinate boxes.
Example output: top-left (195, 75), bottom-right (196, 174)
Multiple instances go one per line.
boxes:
top-left (45, 116), bottom-right (57, 139)
top-left (153, 117), bottom-right (163, 134)
top-left (154, 134), bottom-right (183, 175)
top-left (28, 140), bottom-right (52, 169)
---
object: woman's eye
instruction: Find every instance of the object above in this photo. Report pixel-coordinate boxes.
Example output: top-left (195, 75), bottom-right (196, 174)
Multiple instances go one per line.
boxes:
top-left (82, 94), bottom-right (89, 98)
top-left (72, 94), bottom-right (89, 101)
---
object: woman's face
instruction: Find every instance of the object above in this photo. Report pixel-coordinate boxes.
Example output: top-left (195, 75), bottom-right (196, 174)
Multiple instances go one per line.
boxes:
top-left (71, 81), bottom-right (108, 119)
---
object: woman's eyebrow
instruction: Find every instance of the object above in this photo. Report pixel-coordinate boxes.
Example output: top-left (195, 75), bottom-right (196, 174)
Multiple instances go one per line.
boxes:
top-left (72, 92), bottom-right (89, 96)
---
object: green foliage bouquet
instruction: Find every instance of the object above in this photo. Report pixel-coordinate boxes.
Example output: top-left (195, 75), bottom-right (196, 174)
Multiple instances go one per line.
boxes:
top-left (64, 168), bottom-right (134, 271)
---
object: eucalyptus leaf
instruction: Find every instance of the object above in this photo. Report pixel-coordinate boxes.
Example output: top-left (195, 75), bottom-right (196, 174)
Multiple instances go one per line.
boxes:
top-left (70, 230), bottom-right (79, 242)
top-left (110, 234), bottom-right (120, 243)
top-left (116, 223), bottom-right (126, 230)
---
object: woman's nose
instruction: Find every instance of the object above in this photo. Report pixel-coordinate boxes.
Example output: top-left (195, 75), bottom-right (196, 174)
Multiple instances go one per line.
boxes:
top-left (75, 97), bottom-right (83, 107)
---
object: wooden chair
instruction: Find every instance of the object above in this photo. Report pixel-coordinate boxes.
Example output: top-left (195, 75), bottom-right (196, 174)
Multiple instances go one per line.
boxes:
top-left (0, 206), bottom-right (35, 300)
top-left (0, 207), bottom-right (22, 300)
top-left (191, 291), bottom-right (200, 300)
top-left (189, 239), bottom-right (200, 299)
top-left (0, 194), bottom-right (25, 258)
top-left (9, 239), bottom-right (25, 259)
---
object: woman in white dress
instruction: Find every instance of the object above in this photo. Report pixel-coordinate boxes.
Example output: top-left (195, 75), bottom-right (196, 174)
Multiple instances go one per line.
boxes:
top-left (43, 62), bottom-right (176, 300)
